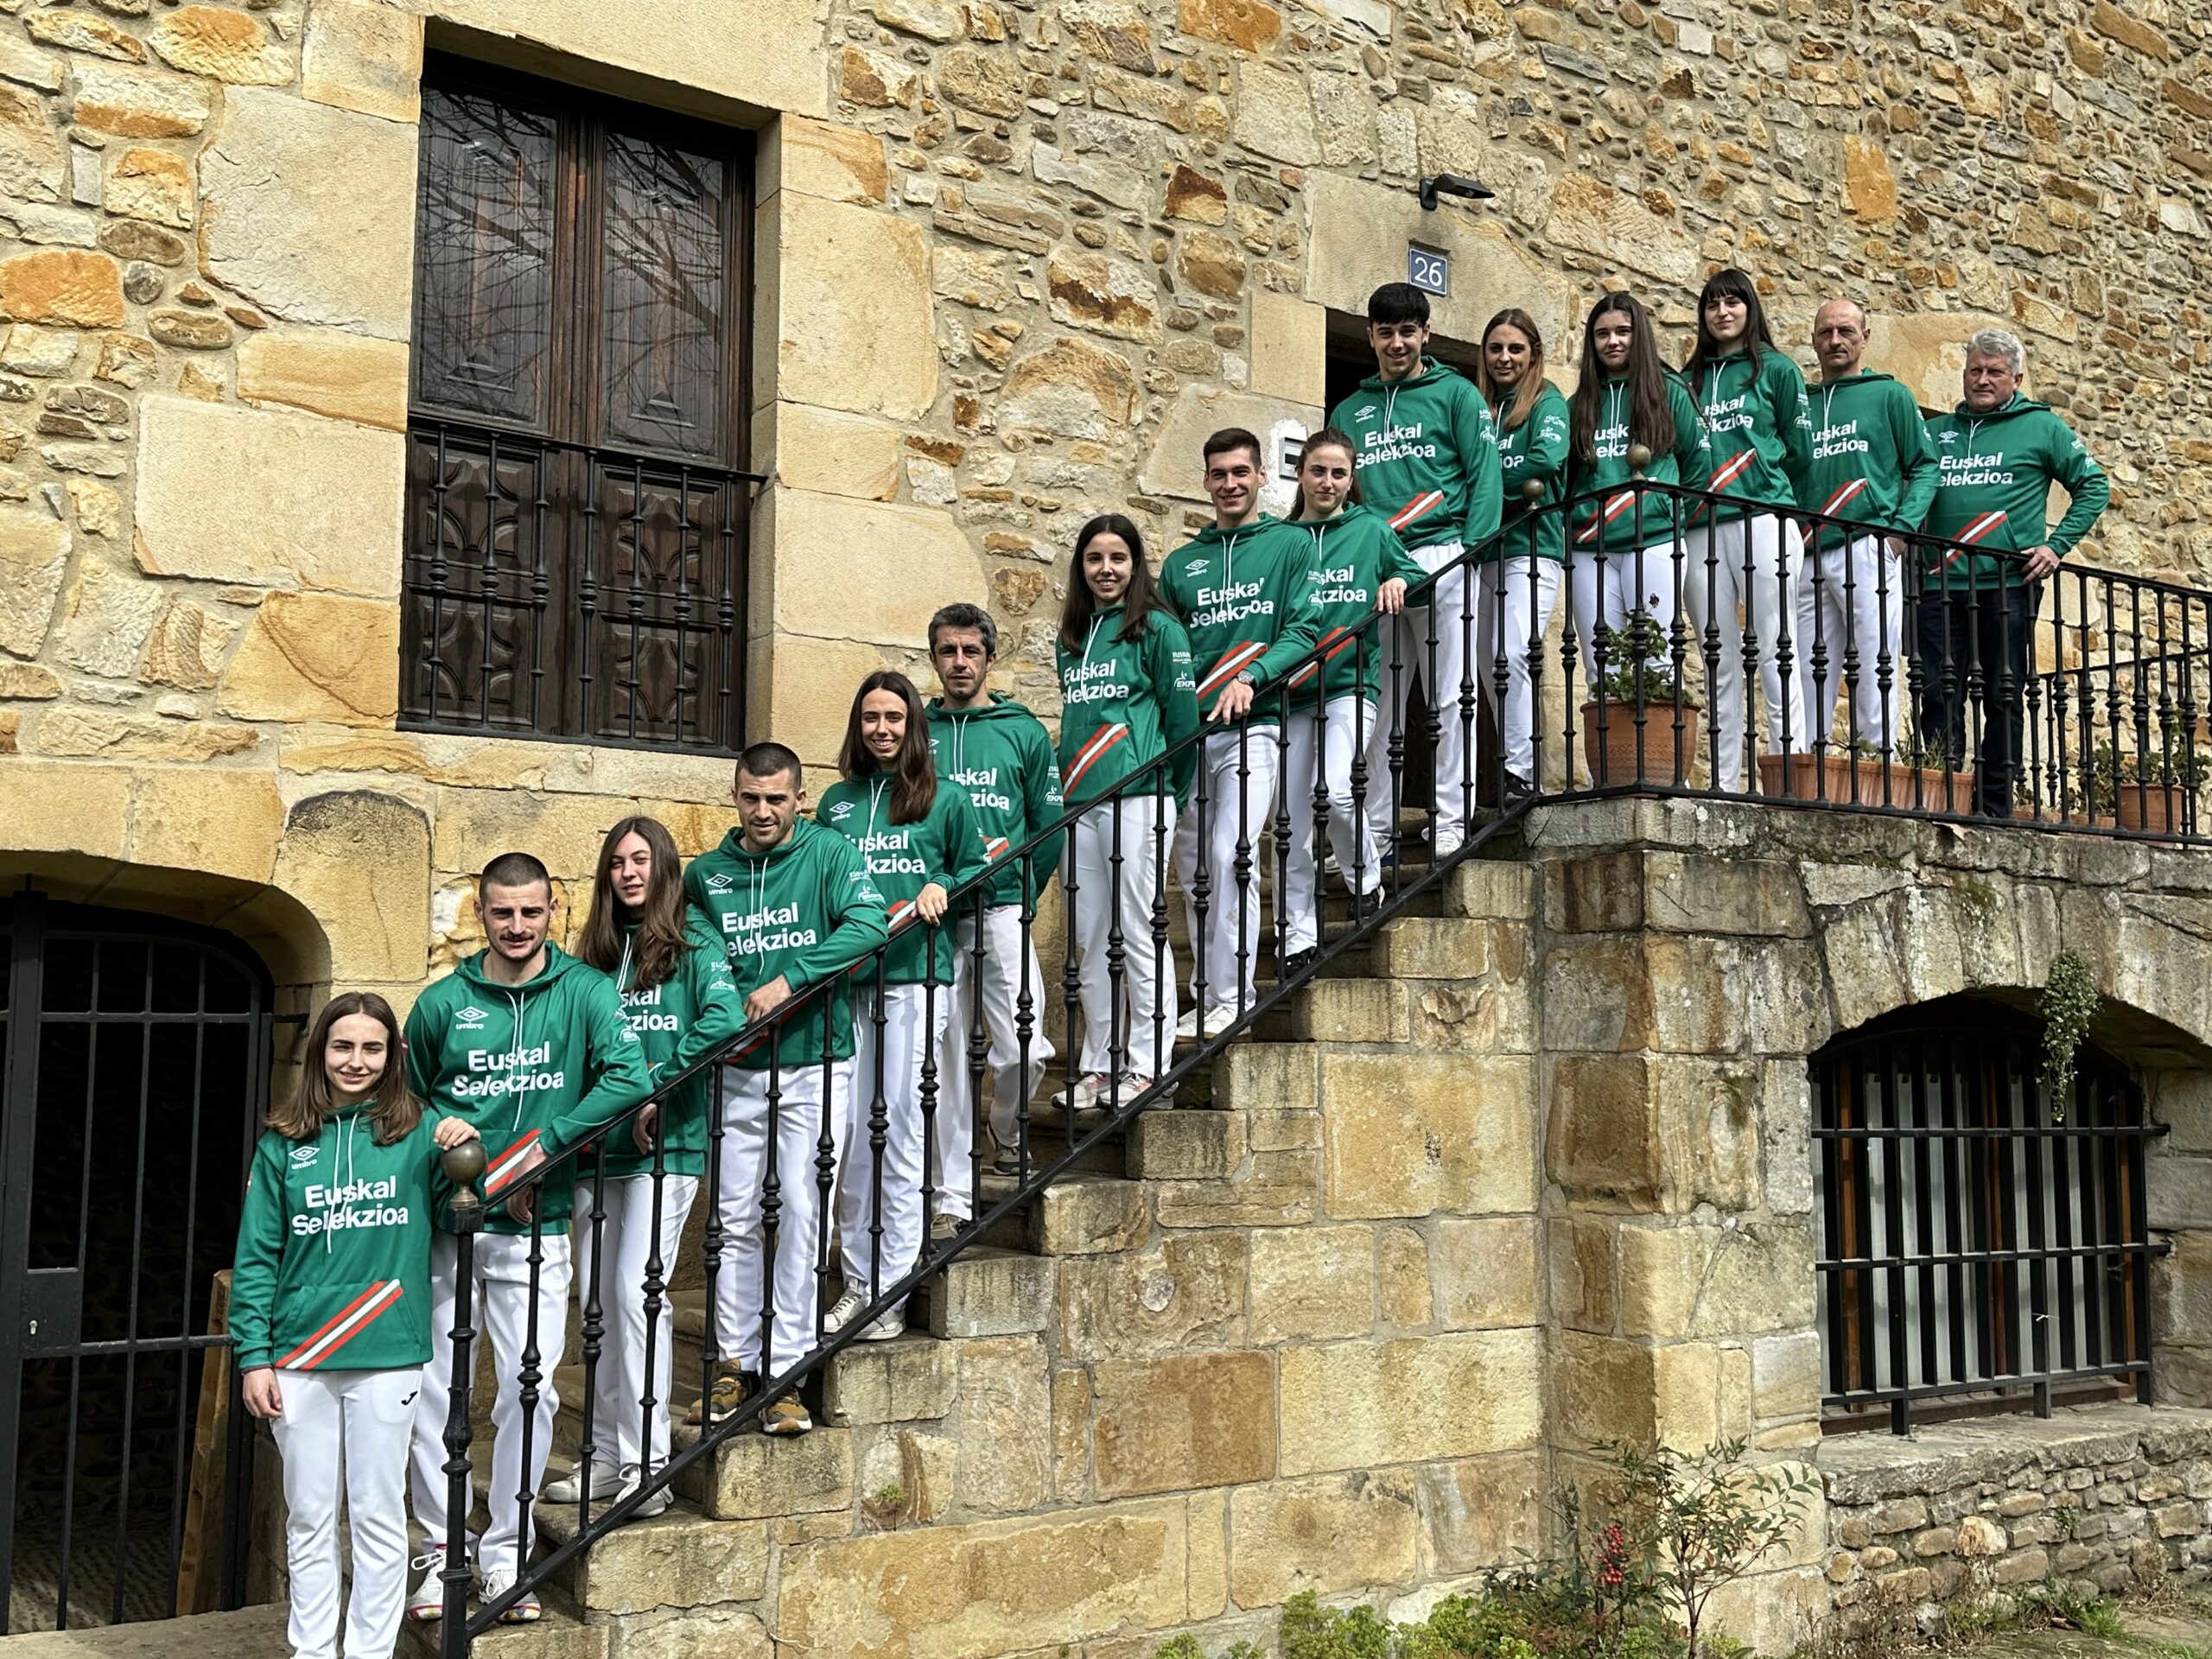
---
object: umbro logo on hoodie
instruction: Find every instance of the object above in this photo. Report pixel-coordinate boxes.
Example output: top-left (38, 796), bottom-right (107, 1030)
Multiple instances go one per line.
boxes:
top-left (289, 1144), bottom-right (321, 1166)
top-left (705, 873), bottom-right (734, 892)
top-left (828, 800), bottom-right (855, 821)
top-left (455, 1006), bottom-right (489, 1030)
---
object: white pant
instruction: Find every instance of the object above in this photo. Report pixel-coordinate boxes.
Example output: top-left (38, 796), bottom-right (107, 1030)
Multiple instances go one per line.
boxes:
top-left (937, 905), bottom-right (1052, 1213)
top-left (1682, 512), bottom-right (1808, 790)
top-left (1474, 555), bottom-right (1563, 785)
top-left (1281, 696), bottom-right (1381, 955)
top-left (569, 1173), bottom-right (698, 1478)
top-left (1567, 537), bottom-right (1680, 687)
top-left (1798, 533), bottom-right (1905, 753)
top-left (1066, 795), bottom-right (1178, 1079)
top-left (410, 1230), bottom-right (572, 1582)
top-left (1173, 726), bottom-right (1278, 1015)
top-left (272, 1367), bottom-right (416, 1659)
top-left (838, 982), bottom-right (947, 1311)
top-left (712, 1062), bottom-right (836, 1379)
top-left (1366, 539), bottom-right (1472, 850)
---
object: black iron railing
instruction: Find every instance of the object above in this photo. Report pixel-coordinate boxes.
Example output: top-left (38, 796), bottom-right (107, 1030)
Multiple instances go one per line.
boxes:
top-left (423, 470), bottom-right (2209, 1644)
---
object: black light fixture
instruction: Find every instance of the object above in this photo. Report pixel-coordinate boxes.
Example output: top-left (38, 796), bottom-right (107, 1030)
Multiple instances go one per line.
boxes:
top-left (1417, 173), bottom-right (1496, 211)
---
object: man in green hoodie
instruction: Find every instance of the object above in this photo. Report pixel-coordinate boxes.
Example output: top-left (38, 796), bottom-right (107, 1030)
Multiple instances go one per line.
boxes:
top-left (1159, 427), bottom-right (1321, 1036)
top-left (1917, 327), bottom-right (2109, 816)
top-left (404, 851), bottom-right (651, 1623)
top-left (681, 742), bottom-right (888, 1434)
top-left (1330, 283), bottom-right (1503, 857)
top-left (925, 603), bottom-right (1065, 1204)
top-left (1796, 299), bottom-right (1938, 757)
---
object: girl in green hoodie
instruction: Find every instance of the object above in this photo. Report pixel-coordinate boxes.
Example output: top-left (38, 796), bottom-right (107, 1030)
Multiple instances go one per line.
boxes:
top-left (1054, 513), bottom-right (1199, 1108)
top-left (1477, 308), bottom-right (1572, 794)
top-left (548, 815), bottom-right (742, 1519)
top-left (1681, 267), bottom-right (1815, 789)
top-left (817, 671), bottom-right (987, 1339)
top-left (232, 992), bottom-right (478, 1659)
top-left (1280, 427), bottom-right (1422, 969)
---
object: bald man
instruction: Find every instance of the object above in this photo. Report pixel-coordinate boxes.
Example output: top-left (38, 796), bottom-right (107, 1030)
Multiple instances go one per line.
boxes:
top-left (1794, 299), bottom-right (1938, 754)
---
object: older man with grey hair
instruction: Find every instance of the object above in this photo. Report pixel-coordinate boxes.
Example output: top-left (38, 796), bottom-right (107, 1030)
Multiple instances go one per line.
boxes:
top-left (1916, 327), bottom-right (2110, 816)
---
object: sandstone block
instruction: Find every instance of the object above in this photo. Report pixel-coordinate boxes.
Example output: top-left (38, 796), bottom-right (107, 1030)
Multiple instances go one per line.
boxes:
top-left (1321, 1052), bottom-right (1535, 1219)
top-left (430, 788), bottom-right (628, 879)
top-left (673, 1423), bottom-right (853, 1521)
top-left (1226, 1469), bottom-right (1418, 1605)
top-left (0, 251), bottom-right (123, 327)
top-left (0, 760), bottom-right (130, 857)
top-left (1165, 164), bottom-right (1227, 224)
top-left (1294, 977), bottom-right (1409, 1044)
top-left (1001, 335), bottom-right (1138, 440)
top-left (301, 0), bottom-right (422, 122)
top-left (40, 709), bottom-right (258, 763)
top-left (1553, 1331), bottom-right (1656, 1448)
top-left (0, 508), bottom-right (67, 656)
top-left (55, 556), bottom-right (164, 677)
top-left (1249, 1224), bottom-right (1374, 1343)
top-left (823, 1333), bottom-right (957, 1426)
top-left (763, 403), bottom-right (899, 502)
top-left (774, 193), bottom-right (934, 421)
top-left (1179, 0), bottom-right (1280, 49)
top-left (273, 791), bottom-right (429, 981)
top-left (1057, 1231), bottom-right (1247, 1360)
top-left (1842, 134), bottom-right (1896, 224)
top-left (1231, 63), bottom-right (1318, 164)
top-left (136, 395), bottom-right (405, 595)
top-left (539, 1505), bottom-right (766, 1615)
top-left (199, 90), bottom-right (415, 336)
top-left (72, 65), bottom-right (212, 138)
top-left (1154, 1145), bottom-right (1319, 1228)
top-left (1214, 1041), bottom-right (1317, 1112)
top-left (0, 85), bottom-right (61, 205)
top-left (219, 590), bottom-right (399, 725)
top-left (1377, 1224), bottom-right (1432, 1328)
top-left (153, 8), bottom-right (294, 82)
top-left (1249, 291), bottom-right (1324, 406)
top-left (236, 327), bottom-right (409, 431)
top-left (1435, 1217), bottom-right (1540, 1330)
top-left (953, 1333), bottom-right (1051, 1514)
top-left (834, 45), bottom-right (916, 108)
top-left (1128, 1109), bottom-right (1246, 1180)
top-left (25, 10), bottom-right (144, 61)
top-left (1618, 1220), bottom-right (1817, 1338)
top-left (1279, 1330), bottom-right (1542, 1475)
top-left (1417, 1451), bottom-right (1547, 1574)
top-left (1175, 230), bottom-right (1245, 299)
top-left (128, 766), bottom-right (281, 885)
top-left (922, 1246), bottom-right (1052, 1337)
top-left (762, 488), bottom-right (981, 649)
top-left (3, 325), bottom-right (79, 377)
top-left (1030, 1176), bottom-right (1148, 1255)
top-left (0, 661), bottom-right (59, 697)
top-left (105, 147), bottom-right (193, 228)
top-left (779, 1498), bottom-right (1197, 1652)
top-left (778, 115), bottom-right (887, 204)
top-left (1375, 917), bottom-right (1492, 980)
top-left (1092, 1351), bottom-right (1274, 1498)
top-left (1546, 172), bottom-right (1698, 285)
top-left (1650, 1343), bottom-right (1753, 1451)
top-left (1046, 247), bottom-right (1161, 342)
top-left (756, 632), bottom-right (889, 766)
top-left (597, 1605), bottom-right (770, 1659)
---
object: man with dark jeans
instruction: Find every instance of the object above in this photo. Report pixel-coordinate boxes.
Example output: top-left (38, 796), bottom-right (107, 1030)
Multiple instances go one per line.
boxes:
top-left (1916, 327), bottom-right (2108, 817)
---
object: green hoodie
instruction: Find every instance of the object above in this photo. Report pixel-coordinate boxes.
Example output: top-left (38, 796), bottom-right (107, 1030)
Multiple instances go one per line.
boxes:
top-left (230, 1104), bottom-right (452, 1372)
top-left (1160, 516), bottom-right (1322, 715)
top-left (595, 912), bottom-right (746, 1179)
top-left (683, 817), bottom-right (890, 1071)
top-left (816, 772), bottom-right (987, 985)
top-left (404, 945), bottom-right (652, 1233)
top-left (1284, 504), bottom-right (1426, 707)
top-left (1565, 376), bottom-right (1713, 556)
top-left (1329, 359), bottom-right (1504, 553)
top-left (926, 695), bottom-right (1066, 911)
top-left (1055, 605), bottom-right (1200, 808)
top-left (1798, 370), bottom-right (1939, 554)
top-left (1921, 394), bottom-right (2110, 589)
top-left (1492, 381), bottom-right (1573, 565)
top-left (1686, 346), bottom-right (1812, 524)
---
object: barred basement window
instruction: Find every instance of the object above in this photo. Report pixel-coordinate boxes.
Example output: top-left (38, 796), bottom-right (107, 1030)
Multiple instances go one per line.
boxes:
top-left (1814, 1002), bottom-right (2163, 1435)
top-left (401, 58), bottom-right (756, 750)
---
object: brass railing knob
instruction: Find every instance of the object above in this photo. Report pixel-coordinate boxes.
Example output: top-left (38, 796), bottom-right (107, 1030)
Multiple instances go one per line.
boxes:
top-left (1626, 442), bottom-right (1652, 476)
top-left (1522, 478), bottom-right (1547, 504)
top-left (443, 1139), bottom-right (487, 1230)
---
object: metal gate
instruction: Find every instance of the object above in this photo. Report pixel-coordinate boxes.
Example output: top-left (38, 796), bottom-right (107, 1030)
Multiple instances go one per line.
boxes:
top-left (0, 888), bottom-right (271, 1632)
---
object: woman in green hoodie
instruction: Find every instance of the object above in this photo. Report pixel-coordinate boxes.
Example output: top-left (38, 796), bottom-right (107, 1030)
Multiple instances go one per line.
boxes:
top-left (232, 992), bottom-right (478, 1659)
top-left (1681, 266), bottom-right (1815, 789)
top-left (817, 671), bottom-right (986, 1341)
top-left (1279, 427), bottom-right (1422, 972)
top-left (1054, 513), bottom-right (1200, 1109)
top-left (1477, 308), bottom-right (1572, 796)
top-left (548, 816), bottom-right (741, 1519)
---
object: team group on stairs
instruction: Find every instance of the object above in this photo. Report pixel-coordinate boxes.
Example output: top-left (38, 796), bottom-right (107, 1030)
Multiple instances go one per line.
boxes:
top-left (224, 273), bottom-right (2107, 1659)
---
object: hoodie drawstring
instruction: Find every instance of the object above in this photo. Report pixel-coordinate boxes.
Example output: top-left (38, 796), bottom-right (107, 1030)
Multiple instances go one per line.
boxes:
top-left (507, 989), bottom-right (528, 1135)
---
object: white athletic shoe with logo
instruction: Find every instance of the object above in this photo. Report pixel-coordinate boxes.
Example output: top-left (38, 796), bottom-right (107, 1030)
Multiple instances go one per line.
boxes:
top-left (406, 1544), bottom-right (464, 1622)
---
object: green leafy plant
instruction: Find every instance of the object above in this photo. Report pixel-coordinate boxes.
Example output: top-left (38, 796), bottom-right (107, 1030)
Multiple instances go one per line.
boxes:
top-left (1594, 610), bottom-right (1699, 709)
top-left (2039, 949), bottom-right (2100, 1117)
top-left (2089, 738), bottom-right (2212, 813)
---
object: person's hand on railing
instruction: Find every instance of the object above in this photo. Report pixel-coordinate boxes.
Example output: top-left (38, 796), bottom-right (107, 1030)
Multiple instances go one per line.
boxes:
top-left (632, 1100), bottom-right (661, 1155)
top-left (2021, 543), bottom-right (2060, 582)
top-left (431, 1116), bottom-right (480, 1152)
top-left (745, 974), bottom-right (795, 1024)
top-left (241, 1366), bottom-right (283, 1421)
top-left (913, 881), bottom-right (950, 925)
top-left (1376, 576), bottom-right (1408, 616)
top-left (1209, 675), bottom-right (1255, 723)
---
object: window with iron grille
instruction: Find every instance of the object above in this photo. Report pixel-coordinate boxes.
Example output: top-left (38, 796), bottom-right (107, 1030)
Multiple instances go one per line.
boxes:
top-left (1814, 1003), bottom-right (2164, 1434)
top-left (401, 58), bottom-right (755, 751)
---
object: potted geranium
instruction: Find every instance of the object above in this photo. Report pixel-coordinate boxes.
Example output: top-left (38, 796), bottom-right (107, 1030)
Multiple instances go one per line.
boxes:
top-left (1580, 608), bottom-right (1700, 787)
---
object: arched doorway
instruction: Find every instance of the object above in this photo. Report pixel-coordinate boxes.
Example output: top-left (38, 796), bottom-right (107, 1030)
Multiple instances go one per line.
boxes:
top-left (1813, 998), bottom-right (2158, 1435)
top-left (0, 888), bottom-right (273, 1632)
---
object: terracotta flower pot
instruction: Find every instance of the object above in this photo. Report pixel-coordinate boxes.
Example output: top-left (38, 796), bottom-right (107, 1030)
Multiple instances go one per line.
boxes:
top-left (1580, 698), bottom-right (1699, 788)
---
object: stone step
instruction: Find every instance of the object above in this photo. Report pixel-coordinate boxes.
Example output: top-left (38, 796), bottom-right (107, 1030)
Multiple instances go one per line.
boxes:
top-left (915, 1243), bottom-right (1054, 1337)
top-left (972, 1168), bottom-right (1149, 1256)
top-left (532, 1491), bottom-right (766, 1617)
top-left (397, 1583), bottom-right (602, 1659)
top-left (671, 1419), bottom-right (855, 1522)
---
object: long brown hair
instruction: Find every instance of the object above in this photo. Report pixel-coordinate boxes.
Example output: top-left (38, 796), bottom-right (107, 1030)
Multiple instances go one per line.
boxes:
top-left (838, 670), bottom-right (937, 824)
top-left (1569, 291), bottom-right (1677, 466)
top-left (1478, 308), bottom-right (1549, 435)
top-left (268, 992), bottom-right (422, 1146)
top-left (578, 816), bottom-right (689, 993)
top-left (1058, 512), bottom-right (1169, 654)
top-left (1288, 426), bottom-right (1363, 521)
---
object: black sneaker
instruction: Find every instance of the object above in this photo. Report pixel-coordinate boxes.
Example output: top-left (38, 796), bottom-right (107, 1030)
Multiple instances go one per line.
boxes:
top-left (1351, 887), bottom-right (1385, 923)
top-left (1281, 946), bottom-right (1319, 977)
top-left (1503, 771), bottom-right (1535, 805)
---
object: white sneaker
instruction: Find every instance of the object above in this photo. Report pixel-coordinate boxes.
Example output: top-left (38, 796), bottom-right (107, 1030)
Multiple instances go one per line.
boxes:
top-left (824, 1287), bottom-right (868, 1334)
top-left (1433, 830), bottom-right (1465, 858)
top-left (406, 1545), bottom-right (461, 1622)
top-left (613, 1464), bottom-right (672, 1520)
top-left (857, 1306), bottom-right (905, 1343)
top-left (479, 1567), bottom-right (541, 1624)
top-left (543, 1460), bottom-right (626, 1504)
top-left (1175, 1006), bottom-right (1236, 1042)
top-left (1051, 1072), bottom-right (1109, 1112)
